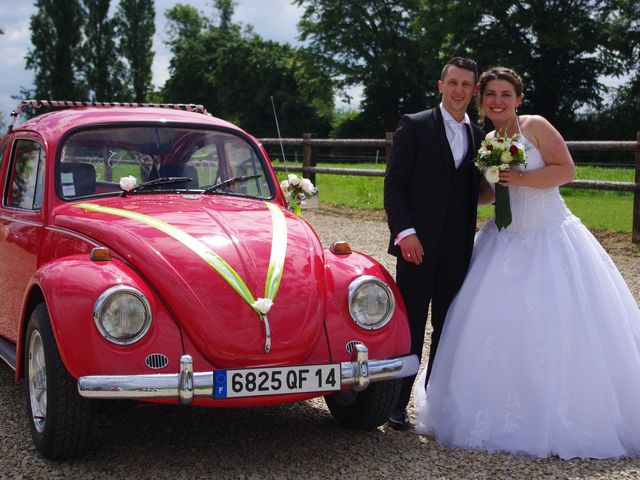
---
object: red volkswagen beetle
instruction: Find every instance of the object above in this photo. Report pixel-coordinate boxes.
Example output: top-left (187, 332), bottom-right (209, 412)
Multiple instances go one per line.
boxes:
top-left (0, 101), bottom-right (417, 459)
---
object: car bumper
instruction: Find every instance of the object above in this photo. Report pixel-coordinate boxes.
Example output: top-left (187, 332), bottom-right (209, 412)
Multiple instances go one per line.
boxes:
top-left (77, 344), bottom-right (419, 404)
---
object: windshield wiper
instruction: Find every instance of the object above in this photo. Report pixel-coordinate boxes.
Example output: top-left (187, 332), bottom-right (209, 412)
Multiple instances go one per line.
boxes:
top-left (122, 177), bottom-right (194, 196)
top-left (201, 174), bottom-right (262, 194)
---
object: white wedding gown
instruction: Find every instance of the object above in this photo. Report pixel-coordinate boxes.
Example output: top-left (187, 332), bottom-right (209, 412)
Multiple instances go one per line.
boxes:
top-left (414, 134), bottom-right (640, 459)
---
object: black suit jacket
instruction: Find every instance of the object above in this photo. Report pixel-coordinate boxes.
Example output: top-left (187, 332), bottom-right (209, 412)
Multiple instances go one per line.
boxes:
top-left (384, 106), bottom-right (485, 259)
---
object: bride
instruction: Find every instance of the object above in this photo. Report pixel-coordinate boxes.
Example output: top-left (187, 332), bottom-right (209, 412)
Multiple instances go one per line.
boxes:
top-left (414, 66), bottom-right (640, 459)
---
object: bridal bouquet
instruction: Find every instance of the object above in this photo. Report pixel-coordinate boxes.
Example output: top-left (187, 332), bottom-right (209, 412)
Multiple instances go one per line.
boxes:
top-left (475, 132), bottom-right (527, 230)
top-left (280, 173), bottom-right (317, 216)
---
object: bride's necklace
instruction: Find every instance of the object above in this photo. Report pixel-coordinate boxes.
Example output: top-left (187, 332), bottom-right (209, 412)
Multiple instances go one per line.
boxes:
top-left (496, 115), bottom-right (518, 137)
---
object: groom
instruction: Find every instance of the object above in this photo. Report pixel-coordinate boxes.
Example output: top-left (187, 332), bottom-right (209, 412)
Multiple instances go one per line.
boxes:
top-left (384, 57), bottom-right (488, 430)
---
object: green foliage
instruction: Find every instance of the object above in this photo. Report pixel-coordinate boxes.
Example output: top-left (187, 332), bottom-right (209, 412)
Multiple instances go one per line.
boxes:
top-left (415, 0), bottom-right (619, 135)
top-left (215, 0), bottom-right (236, 31)
top-left (115, 0), bottom-right (155, 102)
top-left (330, 109), bottom-right (366, 138)
top-left (161, 3), bottom-right (333, 137)
top-left (294, 0), bottom-right (639, 139)
top-left (82, 0), bottom-right (126, 101)
top-left (26, 0), bottom-right (88, 99)
top-left (294, 0), bottom-right (429, 135)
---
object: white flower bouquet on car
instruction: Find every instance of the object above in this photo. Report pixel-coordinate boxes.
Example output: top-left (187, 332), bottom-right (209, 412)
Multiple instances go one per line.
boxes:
top-left (280, 173), bottom-right (317, 216)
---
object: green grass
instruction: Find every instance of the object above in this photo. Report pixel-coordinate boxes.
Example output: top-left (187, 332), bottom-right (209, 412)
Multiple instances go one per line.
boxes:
top-left (275, 162), bottom-right (637, 233)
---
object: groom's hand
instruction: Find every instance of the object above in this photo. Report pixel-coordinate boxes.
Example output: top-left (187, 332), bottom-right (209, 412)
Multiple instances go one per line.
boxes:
top-left (399, 234), bottom-right (424, 265)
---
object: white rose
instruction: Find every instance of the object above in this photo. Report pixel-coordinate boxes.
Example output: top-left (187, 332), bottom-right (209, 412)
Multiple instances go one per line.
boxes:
top-left (253, 297), bottom-right (273, 315)
top-left (119, 175), bottom-right (137, 191)
top-left (300, 178), bottom-right (315, 194)
top-left (280, 179), bottom-right (289, 190)
top-left (500, 151), bottom-right (513, 163)
top-left (288, 174), bottom-right (300, 186)
top-left (484, 166), bottom-right (500, 184)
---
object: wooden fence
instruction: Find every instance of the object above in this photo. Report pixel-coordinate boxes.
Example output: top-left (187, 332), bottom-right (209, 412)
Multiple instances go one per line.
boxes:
top-left (260, 132), bottom-right (640, 244)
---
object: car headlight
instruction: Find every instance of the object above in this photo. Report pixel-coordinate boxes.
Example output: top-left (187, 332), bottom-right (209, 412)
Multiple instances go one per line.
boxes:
top-left (93, 286), bottom-right (152, 345)
top-left (348, 275), bottom-right (395, 329)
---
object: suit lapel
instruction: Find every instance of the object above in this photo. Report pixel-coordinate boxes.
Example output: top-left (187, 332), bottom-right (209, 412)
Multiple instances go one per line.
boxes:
top-left (432, 107), bottom-right (456, 177)
top-left (461, 124), bottom-right (477, 166)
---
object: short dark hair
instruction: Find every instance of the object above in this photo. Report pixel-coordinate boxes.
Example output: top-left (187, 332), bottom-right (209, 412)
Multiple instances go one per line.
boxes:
top-left (441, 57), bottom-right (479, 82)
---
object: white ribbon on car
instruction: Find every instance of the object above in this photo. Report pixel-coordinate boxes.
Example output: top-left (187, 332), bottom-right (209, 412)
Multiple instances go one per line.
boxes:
top-left (73, 202), bottom-right (287, 353)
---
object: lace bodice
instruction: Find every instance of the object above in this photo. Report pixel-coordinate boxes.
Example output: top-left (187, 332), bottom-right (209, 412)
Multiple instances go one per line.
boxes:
top-left (501, 134), bottom-right (573, 232)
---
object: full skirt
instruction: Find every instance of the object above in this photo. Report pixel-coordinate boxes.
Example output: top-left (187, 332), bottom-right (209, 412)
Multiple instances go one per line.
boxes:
top-left (414, 214), bottom-right (640, 459)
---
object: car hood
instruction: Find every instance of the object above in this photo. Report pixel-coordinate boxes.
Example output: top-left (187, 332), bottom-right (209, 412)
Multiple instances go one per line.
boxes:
top-left (54, 195), bottom-right (327, 367)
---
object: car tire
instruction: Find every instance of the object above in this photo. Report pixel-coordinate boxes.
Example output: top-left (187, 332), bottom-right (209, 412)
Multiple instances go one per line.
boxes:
top-left (325, 379), bottom-right (401, 430)
top-left (24, 303), bottom-right (92, 459)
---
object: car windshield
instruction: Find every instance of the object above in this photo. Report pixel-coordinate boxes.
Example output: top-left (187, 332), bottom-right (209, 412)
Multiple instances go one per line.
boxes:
top-left (58, 126), bottom-right (274, 200)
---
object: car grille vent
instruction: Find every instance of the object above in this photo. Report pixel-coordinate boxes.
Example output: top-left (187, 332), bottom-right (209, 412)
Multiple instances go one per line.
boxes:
top-left (145, 353), bottom-right (169, 369)
top-left (345, 340), bottom-right (365, 354)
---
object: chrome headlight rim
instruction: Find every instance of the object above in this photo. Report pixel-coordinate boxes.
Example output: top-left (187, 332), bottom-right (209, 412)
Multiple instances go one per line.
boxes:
top-left (347, 275), bottom-right (395, 330)
top-left (93, 285), bottom-right (152, 345)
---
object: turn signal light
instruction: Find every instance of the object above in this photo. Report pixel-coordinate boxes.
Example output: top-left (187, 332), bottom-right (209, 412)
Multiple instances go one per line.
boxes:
top-left (90, 247), bottom-right (112, 261)
top-left (330, 241), bottom-right (352, 255)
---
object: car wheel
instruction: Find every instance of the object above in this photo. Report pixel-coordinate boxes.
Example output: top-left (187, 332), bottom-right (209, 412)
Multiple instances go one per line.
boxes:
top-left (24, 303), bottom-right (92, 459)
top-left (325, 379), bottom-right (401, 430)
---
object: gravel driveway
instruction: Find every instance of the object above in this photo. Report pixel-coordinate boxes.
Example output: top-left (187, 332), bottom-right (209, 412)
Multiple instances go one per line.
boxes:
top-left (1, 205), bottom-right (640, 479)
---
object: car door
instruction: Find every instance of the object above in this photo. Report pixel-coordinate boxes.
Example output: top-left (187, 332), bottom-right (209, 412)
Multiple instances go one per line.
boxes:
top-left (0, 134), bottom-right (46, 342)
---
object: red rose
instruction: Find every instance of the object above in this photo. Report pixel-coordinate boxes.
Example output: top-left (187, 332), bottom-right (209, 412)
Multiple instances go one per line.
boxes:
top-left (509, 144), bottom-right (519, 154)
top-left (487, 144), bottom-right (493, 151)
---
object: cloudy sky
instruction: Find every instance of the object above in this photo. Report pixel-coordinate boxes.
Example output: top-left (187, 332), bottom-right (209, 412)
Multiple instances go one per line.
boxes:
top-left (0, 0), bottom-right (310, 125)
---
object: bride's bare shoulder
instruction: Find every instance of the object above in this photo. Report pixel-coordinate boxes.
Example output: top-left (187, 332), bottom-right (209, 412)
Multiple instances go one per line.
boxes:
top-left (520, 115), bottom-right (559, 143)
top-left (520, 115), bottom-right (553, 131)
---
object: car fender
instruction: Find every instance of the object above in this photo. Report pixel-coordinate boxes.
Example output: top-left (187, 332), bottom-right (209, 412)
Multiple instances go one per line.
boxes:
top-left (321, 249), bottom-right (411, 362)
top-left (17, 255), bottom-right (183, 380)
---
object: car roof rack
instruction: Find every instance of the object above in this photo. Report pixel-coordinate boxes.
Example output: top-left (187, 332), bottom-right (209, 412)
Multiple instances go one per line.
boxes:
top-left (8, 100), bottom-right (209, 132)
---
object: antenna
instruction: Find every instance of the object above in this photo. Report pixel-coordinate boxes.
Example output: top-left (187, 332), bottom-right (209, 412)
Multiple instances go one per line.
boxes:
top-left (270, 96), bottom-right (289, 176)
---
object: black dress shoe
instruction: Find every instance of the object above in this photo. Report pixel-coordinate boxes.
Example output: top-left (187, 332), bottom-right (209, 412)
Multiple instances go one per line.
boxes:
top-left (387, 408), bottom-right (410, 430)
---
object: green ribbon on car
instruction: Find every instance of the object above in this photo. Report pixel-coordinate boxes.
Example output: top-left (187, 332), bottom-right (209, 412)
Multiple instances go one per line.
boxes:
top-left (73, 202), bottom-right (287, 353)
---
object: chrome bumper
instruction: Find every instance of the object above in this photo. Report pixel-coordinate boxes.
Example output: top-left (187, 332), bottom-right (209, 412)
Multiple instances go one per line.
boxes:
top-left (77, 344), bottom-right (419, 404)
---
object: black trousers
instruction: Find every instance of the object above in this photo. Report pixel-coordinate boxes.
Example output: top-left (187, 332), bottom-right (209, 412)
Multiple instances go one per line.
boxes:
top-left (394, 250), bottom-right (470, 411)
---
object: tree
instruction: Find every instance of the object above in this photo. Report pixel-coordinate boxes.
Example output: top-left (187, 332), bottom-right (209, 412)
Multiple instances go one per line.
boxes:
top-left (598, 0), bottom-right (640, 139)
top-left (162, 3), bottom-right (332, 137)
top-left (415, 0), bottom-right (619, 135)
top-left (115, 0), bottom-right (155, 102)
top-left (25, 0), bottom-right (88, 100)
top-left (215, 0), bottom-right (236, 31)
top-left (82, 0), bottom-right (126, 101)
top-left (163, 5), bottom-right (220, 109)
top-left (295, 0), bottom-right (428, 135)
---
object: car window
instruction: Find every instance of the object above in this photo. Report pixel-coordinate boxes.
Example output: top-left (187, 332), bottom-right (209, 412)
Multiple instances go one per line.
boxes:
top-left (59, 127), bottom-right (273, 199)
top-left (5, 139), bottom-right (46, 210)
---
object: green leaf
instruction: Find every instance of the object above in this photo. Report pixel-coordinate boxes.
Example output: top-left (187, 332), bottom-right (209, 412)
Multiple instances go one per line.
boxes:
top-left (494, 184), bottom-right (512, 231)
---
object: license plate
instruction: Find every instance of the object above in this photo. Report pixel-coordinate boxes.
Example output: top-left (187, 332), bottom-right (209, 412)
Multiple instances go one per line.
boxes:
top-left (213, 364), bottom-right (340, 399)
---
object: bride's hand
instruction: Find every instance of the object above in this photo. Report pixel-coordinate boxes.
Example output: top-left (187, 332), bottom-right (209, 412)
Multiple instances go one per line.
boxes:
top-left (498, 169), bottom-right (524, 186)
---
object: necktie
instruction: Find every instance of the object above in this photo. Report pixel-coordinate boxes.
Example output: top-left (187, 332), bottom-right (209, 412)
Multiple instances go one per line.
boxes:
top-left (448, 121), bottom-right (464, 168)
